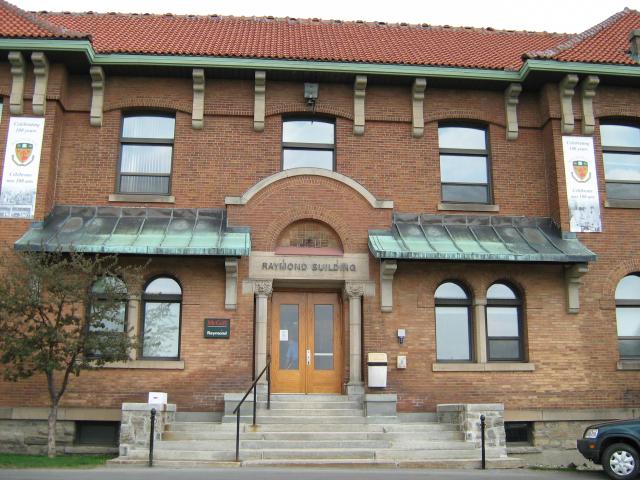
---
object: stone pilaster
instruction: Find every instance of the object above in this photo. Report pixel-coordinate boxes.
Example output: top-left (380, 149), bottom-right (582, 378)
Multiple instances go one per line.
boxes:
top-left (344, 281), bottom-right (365, 396)
top-left (253, 280), bottom-right (273, 384)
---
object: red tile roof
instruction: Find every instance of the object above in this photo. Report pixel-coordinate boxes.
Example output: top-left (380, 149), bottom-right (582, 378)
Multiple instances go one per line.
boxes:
top-left (0, 0), bottom-right (87, 39)
top-left (526, 8), bottom-right (640, 65)
top-left (1, 0), bottom-right (639, 70)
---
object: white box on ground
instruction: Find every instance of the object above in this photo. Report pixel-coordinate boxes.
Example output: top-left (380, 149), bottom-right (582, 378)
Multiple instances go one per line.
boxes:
top-left (148, 392), bottom-right (167, 404)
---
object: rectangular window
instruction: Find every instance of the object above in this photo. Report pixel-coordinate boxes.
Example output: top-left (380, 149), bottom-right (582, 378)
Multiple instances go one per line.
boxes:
top-left (118, 114), bottom-right (175, 195)
top-left (505, 422), bottom-right (532, 444)
top-left (76, 421), bottom-right (120, 446)
top-left (282, 118), bottom-right (335, 171)
top-left (601, 124), bottom-right (640, 201)
top-left (438, 125), bottom-right (490, 204)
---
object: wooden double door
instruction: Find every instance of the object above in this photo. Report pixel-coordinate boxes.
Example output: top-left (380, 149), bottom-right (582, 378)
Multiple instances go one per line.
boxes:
top-left (271, 292), bottom-right (343, 393)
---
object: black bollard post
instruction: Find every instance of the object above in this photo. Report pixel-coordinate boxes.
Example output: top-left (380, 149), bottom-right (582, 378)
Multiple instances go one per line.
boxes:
top-left (480, 414), bottom-right (486, 470)
top-left (149, 408), bottom-right (156, 467)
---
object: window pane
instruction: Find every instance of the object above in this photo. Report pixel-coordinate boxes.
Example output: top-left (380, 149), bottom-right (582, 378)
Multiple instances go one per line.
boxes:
top-left (283, 149), bottom-right (333, 170)
top-left (619, 339), bottom-right (640, 358)
top-left (92, 277), bottom-right (127, 295)
top-left (616, 275), bottom-right (640, 301)
top-left (603, 153), bottom-right (640, 181)
top-left (616, 307), bottom-right (640, 336)
top-left (283, 120), bottom-right (334, 144)
top-left (90, 301), bottom-right (126, 332)
top-left (487, 307), bottom-right (519, 336)
top-left (123, 116), bottom-right (175, 139)
top-left (487, 283), bottom-right (516, 300)
top-left (438, 126), bottom-right (486, 150)
top-left (142, 302), bottom-right (180, 358)
top-left (606, 182), bottom-right (640, 200)
top-left (314, 304), bottom-right (334, 370)
top-left (436, 306), bottom-right (470, 361)
top-left (435, 282), bottom-right (468, 300)
top-left (121, 145), bottom-right (172, 174)
top-left (440, 155), bottom-right (488, 183)
top-left (120, 176), bottom-right (169, 195)
top-left (601, 124), bottom-right (640, 148)
top-left (442, 184), bottom-right (489, 203)
top-left (488, 339), bottom-right (521, 360)
top-left (280, 304), bottom-right (299, 370)
top-left (146, 278), bottom-right (181, 295)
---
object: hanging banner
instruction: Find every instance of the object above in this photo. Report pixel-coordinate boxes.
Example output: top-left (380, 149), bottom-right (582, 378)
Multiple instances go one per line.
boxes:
top-left (0, 117), bottom-right (46, 219)
top-left (562, 136), bottom-right (602, 233)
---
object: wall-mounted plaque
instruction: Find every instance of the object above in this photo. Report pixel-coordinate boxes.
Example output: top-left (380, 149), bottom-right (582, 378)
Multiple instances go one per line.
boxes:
top-left (204, 318), bottom-right (230, 339)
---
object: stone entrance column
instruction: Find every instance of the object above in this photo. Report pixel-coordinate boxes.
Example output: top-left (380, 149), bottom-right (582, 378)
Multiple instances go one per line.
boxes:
top-left (344, 281), bottom-right (365, 397)
top-left (253, 280), bottom-right (273, 387)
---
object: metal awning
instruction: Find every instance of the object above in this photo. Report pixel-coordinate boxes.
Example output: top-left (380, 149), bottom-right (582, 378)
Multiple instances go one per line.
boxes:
top-left (368, 213), bottom-right (596, 263)
top-left (15, 205), bottom-right (251, 256)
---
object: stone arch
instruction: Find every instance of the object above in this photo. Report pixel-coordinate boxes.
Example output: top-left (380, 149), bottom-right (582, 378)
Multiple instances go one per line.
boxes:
top-left (225, 168), bottom-right (393, 210)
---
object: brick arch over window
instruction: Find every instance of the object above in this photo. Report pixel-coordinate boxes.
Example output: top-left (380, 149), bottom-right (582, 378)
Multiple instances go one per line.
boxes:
top-left (105, 98), bottom-right (191, 114)
top-left (425, 111), bottom-right (505, 129)
top-left (602, 259), bottom-right (640, 305)
top-left (265, 206), bottom-right (353, 253)
top-left (266, 104), bottom-right (353, 120)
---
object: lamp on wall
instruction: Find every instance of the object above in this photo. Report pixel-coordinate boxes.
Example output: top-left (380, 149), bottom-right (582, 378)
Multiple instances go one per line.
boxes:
top-left (304, 83), bottom-right (319, 110)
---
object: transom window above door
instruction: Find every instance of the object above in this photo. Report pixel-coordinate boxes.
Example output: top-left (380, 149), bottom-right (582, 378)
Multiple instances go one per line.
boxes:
top-left (118, 114), bottom-right (175, 195)
top-left (438, 124), bottom-right (491, 204)
top-left (276, 220), bottom-right (343, 255)
top-left (282, 118), bottom-right (335, 171)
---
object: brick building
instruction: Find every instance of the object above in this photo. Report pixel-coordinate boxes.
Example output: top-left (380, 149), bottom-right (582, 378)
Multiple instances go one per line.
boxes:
top-left (0, 0), bottom-right (639, 466)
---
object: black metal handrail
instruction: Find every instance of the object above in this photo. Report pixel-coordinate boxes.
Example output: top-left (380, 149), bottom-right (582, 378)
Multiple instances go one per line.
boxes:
top-left (232, 358), bottom-right (271, 462)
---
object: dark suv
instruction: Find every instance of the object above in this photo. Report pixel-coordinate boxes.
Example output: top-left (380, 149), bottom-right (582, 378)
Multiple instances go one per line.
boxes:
top-left (578, 419), bottom-right (640, 480)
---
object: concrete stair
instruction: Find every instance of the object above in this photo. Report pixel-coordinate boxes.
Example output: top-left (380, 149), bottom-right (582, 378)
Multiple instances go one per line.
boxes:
top-left (112, 394), bottom-right (516, 468)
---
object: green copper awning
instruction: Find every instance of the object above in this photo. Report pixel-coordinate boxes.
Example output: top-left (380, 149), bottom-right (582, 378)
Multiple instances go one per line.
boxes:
top-left (369, 214), bottom-right (596, 263)
top-left (15, 205), bottom-right (251, 256)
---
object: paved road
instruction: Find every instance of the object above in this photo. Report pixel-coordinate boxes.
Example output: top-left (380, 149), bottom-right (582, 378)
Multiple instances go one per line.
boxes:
top-left (0, 467), bottom-right (606, 480)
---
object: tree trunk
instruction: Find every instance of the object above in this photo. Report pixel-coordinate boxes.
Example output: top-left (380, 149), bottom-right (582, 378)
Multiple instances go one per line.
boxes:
top-left (47, 401), bottom-right (59, 458)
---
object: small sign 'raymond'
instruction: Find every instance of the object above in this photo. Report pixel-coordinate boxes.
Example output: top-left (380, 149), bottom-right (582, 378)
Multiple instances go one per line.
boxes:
top-left (204, 318), bottom-right (230, 339)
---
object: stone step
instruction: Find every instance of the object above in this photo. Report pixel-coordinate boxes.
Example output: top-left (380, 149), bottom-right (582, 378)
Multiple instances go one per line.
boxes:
top-left (268, 394), bottom-right (351, 402)
top-left (382, 423), bottom-right (460, 432)
top-left (155, 439), bottom-right (391, 450)
top-left (383, 431), bottom-right (465, 441)
top-left (127, 448), bottom-right (258, 462)
top-left (375, 448), bottom-right (482, 460)
top-left (222, 415), bottom-right (367, 424)
top-left (250, 408), bottom-right (364, 417)
top-left (261, 448), bottom-right (375, 460)
top-left (263, 401), bottom-right (361, 410)
top-left (163, 431), bottom-right (383, 441)
top-left (387, 440), bottom-right (476, 450)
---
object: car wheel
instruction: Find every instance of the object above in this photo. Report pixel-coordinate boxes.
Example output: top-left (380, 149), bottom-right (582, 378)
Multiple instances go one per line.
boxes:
top-left (603, 443), bottom-right (640, 480)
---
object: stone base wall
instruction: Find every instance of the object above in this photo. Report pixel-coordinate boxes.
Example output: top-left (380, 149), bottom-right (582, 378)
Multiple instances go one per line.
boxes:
top-left (0, 419), bottom-right (75, 455)
top-left (118, 403), bottom-right (176, 457)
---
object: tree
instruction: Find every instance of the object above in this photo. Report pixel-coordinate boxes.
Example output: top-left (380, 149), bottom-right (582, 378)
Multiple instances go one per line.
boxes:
top-left (0, 248), bottom-right (143, 457)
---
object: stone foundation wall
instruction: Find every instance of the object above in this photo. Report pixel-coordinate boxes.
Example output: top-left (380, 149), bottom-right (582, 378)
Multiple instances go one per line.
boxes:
top-left (118, 403), bottom-right (176, 457)
top-left (0, 419), bottom-right (75, 455)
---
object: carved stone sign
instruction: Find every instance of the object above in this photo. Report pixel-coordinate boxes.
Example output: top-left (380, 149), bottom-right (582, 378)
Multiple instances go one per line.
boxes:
top-left (249, 252), bottom-right (370, 281)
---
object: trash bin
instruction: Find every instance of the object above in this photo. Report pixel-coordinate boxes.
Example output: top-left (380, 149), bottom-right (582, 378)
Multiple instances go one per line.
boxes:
top-left (367, 353), bottom-right (388, 388)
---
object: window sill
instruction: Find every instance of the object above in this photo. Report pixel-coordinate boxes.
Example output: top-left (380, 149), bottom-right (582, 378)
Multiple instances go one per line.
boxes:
top-left (617, 360), bottom-right (640, 370)
top-left (102, 359), bottom-right (185, 370)
top-left (432, 362), bottom-right (535, 372)
top-left (109, 194), bottom-right (175, 203)
top-left (438, 202), bottom-right (500, 212)
top-left (605, 199), bottom-right (640, 209)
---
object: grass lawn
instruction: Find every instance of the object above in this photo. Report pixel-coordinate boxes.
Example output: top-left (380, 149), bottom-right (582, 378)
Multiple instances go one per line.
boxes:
top-left (0, 453), bottom-right (114, 468)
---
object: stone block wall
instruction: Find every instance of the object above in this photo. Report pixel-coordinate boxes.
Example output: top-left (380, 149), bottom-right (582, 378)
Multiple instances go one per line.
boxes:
top-left (0, 419), bottom-right (74, 455)
top-left (438, 403), bottom-right (507, 457)
top-left (118, 403), bottom-right (176, 457)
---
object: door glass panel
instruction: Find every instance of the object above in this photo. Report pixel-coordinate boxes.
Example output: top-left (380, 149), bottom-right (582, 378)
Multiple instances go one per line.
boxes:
top-left (314, 304), bottom-right (334, 370)
top-left (279, 304), bottom-right (299, 370)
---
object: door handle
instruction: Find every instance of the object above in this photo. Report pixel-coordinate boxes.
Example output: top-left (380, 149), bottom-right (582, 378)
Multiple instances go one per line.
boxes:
top-left (306, 349), bottom-right (311, 365)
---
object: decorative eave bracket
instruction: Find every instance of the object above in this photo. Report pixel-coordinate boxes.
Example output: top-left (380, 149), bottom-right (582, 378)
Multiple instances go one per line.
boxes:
top-left (8, 51), bottom-right (25, 115)
top-left (380, 259), bottom-right (397, 313)
top-left (192, 68), bottom-right (205, 130)
top-left (412, 78), bottom-right (427, 138)
top-left (565, 263), bottom-right (589, 314)
top-left (353, 75), bottom-right (367, 136)
top-left (89, 66), bottom-right (105, 127)
top-left (504, 83), bottom-right (522, 141)
top-left (580, 75), bottom-right (599, 135)
top-left (225, 257), bottom-right (239, 310)
top-left (559, 74), bottom-right (579, 134)
top-left (254, 70), bottom-right (266, 132)
top-left (31, 52), bottom-right (49, 116)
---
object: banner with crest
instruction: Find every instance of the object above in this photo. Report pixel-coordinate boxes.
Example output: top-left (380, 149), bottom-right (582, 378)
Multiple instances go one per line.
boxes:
top-left (0, 117), bottom-right (46, 219)
top-left (562, 136), bottom-right (602, 233)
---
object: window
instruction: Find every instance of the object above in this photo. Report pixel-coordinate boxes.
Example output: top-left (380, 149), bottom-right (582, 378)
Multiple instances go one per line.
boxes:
top-left (435, 282), bottom-right (472, 361)
top-left (87, 277), bottom-right (128, 357)
top-left (141, 277), bottom-right (182, 359)
top-left (505, 422), bottom-right (533, 444)
top-left (282, 118), bottom-right (335, 170)
top-left (76, 421), bottom-right (119, 446)
top-left (615, 274), bottom-right (640, 359)
top-left (600, 123), bottom-right (640, 200)
top-left (486, 283), bottom-right (524, 361)
top-left (438, 125), bottom-right (490, 203)
top-left (118, 114), bottom-right (175, 194)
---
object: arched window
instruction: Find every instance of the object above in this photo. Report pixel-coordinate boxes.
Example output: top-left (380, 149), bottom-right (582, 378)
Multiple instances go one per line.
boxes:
top-left (600, 123), bottom-right (640, 201)
top-left (282, 117), bottom-right (335, 171)
top-left (615, 274), bottom-right (640, 359)
top-left (141, 277), bottom-right (182, 359)
top-left (88, 277), bottom-right (128, 357)
top-left (486, 283), bottom-right (524, 361)
top-left (276, 220), bottom-right (343, 255)
top-left (435, 282), bottom-right (472, 362)
top-left (438, 124), bottom-right (491, 204)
